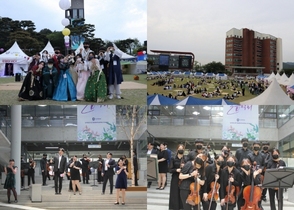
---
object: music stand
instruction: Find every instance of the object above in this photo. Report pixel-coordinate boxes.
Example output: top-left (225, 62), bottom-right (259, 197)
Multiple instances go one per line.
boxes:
top-left (262, 167), bottom-right (294, 210)
top-left (89, 161), bottom-right (99, 187)
top-left (147, 155), bottom-right (159, 182)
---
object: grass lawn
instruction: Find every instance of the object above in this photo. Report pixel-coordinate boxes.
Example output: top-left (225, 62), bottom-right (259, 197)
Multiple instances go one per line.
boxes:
top-left (147, 77), bottom-right (262, 104)
top-left (0, 74), bottom-right (147, 105)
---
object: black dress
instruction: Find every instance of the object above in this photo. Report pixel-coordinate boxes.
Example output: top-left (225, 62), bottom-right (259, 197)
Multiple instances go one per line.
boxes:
top-left (4, 166), bottom-right (17, 189)
top-left (70, 161), bottom-right (82, 181)
top-left (158, 150), bottom-right (168, 173)
top-left (169, 155), bottom-right (185, 210)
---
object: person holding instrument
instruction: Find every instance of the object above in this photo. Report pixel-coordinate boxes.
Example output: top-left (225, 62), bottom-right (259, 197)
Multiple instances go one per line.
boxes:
top-left (4, 159), bottom-right (18, 203)
top-left (266, 148), bottom-right (286, 210)
top-left (203, 153), bottom-right (224, 210)
top-left (168, 144), bottom-right (186, 210)
top-left (179, 153), bottom-right (207, 210)
top-left (220, 156), bottom-right (240, 210)
top-left (238, 158), bottom-right (262, 210)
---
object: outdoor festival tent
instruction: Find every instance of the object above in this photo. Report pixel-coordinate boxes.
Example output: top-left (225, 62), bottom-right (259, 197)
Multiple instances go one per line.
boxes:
top-left (278, 73), bottom-right (289, 85)
top-left (286, 74), bottom-right (294, 86)
top-left (175, 96), bottom-right (237, 105)
top-left (240, 78), bottom-right (294, 105)
top-left (147, 94), bottom-right (178, 105)
top-left (215, 73), bottom-right (228, 80)
top-left (0, 41), bottom-right (30, 77)
top-left (266, 72), bottom-right (275, 81)
top-left (40, 41), bottom-right (54, 55)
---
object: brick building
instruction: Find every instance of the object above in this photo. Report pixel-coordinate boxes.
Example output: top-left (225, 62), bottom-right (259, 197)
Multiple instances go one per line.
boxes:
top-left (225, 28), bottom-right (283, 76)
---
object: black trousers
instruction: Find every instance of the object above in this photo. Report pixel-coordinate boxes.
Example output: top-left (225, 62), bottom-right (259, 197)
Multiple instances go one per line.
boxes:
top-left (180, 189), bottom-right (192, 210)
top-left (54, 170), bottom-right (64, 193)
top-left (262, 187), bottom-right (267, 198)
top-left (82, 168), bottom-right (89, 183)
top-left (28, 170), bottom-right (35, 186)
top-left (269, 188), bottom-right (282, 210)
top-left (203, 200), bottom-right (216, 210)
top-left (134, 169), bottom-right (138, 186)
top-left (21, 176), bottom-right (24, 187)
top-left (102, 171), bottom-right (114, 193)
top-left (42, 171), bottom-right (47, 185)
top-left (97, 170), bottom-right (103, 183)
top-left (221, 204), bottom-right (235, 210)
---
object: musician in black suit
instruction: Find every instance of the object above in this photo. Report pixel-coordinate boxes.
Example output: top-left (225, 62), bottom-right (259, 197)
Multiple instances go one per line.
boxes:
top-left (97, 155), bottom-right (104, 184)
top-left (40, 154), bottom-right (48, 186)
top-left (50, 148), bottom-right (67, 195)
top-left (101, 152), bottom-right (116, 195)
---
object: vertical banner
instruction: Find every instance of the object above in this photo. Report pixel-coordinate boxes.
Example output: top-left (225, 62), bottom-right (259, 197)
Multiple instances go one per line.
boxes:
top-left (222, 105), bottom-right (259, 140)
top-left (77, 105), bottom-right (116, 141)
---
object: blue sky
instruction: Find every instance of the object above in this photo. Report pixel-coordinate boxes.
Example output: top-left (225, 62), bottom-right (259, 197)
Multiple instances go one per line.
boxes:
top-left (0, 0), bottom-right (146, 44)
top-left (148, 0), bottom-right (294, 64)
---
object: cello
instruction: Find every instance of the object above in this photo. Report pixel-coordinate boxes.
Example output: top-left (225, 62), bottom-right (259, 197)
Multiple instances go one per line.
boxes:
top-left (224, 173), bottom-right (236, 210)
top-left (186, 169), bottom-right (201, 207)
top-left (240, 162), bottom-right (262, 210)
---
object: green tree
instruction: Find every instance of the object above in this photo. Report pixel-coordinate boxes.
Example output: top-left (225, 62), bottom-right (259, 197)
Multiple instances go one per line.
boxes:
top-left (68, 18), bottom-right (95, 41)
top-left (46, 31), bottom-right (65, 53)
top-left (202, 61), bottom-right (225, 73)
top-left (193, 61), bottom-right (202, 71)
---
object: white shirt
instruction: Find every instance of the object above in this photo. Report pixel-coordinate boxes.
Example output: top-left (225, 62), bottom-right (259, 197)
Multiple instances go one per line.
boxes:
top-left (58, 155), bottom-right (62, 169)
top-left (105, 159), bottom-right (109, 171)
top-left (147, 150), bottom-right (152, 155)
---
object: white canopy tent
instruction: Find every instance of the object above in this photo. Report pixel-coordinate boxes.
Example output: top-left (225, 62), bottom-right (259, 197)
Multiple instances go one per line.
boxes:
top-left (240, 78), bottom-right (294, 105)
top-left (0, 41), bottom-right (30, 77)
top-left (287, 74), bottom-right (294, 87)
top-left (40, 41), bottom-right (55, 55)
top-left (278, 73), bottom-right (289, 85)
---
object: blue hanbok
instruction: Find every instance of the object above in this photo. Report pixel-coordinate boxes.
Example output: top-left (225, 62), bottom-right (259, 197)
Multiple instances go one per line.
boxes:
top-left (53, 62), bottom-right (77, 101)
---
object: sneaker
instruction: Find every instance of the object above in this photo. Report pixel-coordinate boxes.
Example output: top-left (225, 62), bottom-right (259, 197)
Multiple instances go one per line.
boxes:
top-left (108, 94), bottom-right (113, 99)
top-left (116, 95), bottom-right (121, 99)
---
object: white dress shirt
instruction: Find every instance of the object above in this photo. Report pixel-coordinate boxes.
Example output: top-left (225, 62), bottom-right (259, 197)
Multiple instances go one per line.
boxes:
top-left (58, 155), bottom-right (62, 169)
top-left (105, 159), bottom-right (109, 171)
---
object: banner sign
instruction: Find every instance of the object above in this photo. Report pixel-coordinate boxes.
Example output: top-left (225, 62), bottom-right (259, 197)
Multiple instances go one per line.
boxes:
top-left (222, 105), bottom-right (259, 140)
top-left (77, 105), bottom-right (116, 141)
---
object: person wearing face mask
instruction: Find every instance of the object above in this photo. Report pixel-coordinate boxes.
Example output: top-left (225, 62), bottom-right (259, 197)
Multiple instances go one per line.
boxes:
top-left (80, 41), bottom-right (93, 61)
top-left (220, 156), bottom-right (240, 210)
top-left (235, 138), bottom-right (252, 171)
top-left (247, 141), bottom-right (265, 174)
top-left (42, 59), bottom-right (58, 99)
top-left (75, 54), bottom-right (89, 101)
top-left (260, 141), bottom-right (271, 202)
top-left (41, 50), bottom-right (51, 63)
top-left (179, 153), bottom-right (207, 210)
top-left (238, 159), bottom-right (262, 210)
top-left (221, 146), bottom-right (231, 169)
top-left (84, 51), bottom-right (107, 102)
top-left (168, 144), bottom-right (186, 210)
top-left (266, 149), bottom-right (286, 210)
top-left (188, 139), bottom-right (212, 164)
top-left (202, 153), bottom-right (224, 210)
top-left (52, 55), bottom-right (77, 101)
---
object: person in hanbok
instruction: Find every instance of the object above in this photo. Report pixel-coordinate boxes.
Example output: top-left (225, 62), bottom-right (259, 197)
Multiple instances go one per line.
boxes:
top-left (41, 50), bottom-right (51, 63)
top-left (75, 54), bottom-right (90, 100)
top-left (68, 51), bottom-right (78, 85)
top-left (52, 55), bottom-right (77, 101)
top-left (104, 43), bottom-right (124, 99)
top-left (18, 61), bottom-right (45, 101)
top-left (42, 59), bottom-right (58, 99)
top-left (84, 52), bottom-right (107, 102)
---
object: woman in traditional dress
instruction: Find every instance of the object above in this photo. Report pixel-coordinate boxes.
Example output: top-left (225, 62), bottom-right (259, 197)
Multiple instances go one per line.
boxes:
top-left (114, 158), bottom-right (128, 205)
top-left (18, 61), bottom-right (44, 101)
top-left (42, 59), bottom-right (58, 99)
top-left (84, 52), bottom-right (107, 102)
top-left (68, 52), bottom-right (78, 86)
top-left (4, 159), bottom-right (18, 203)
top-left (75, 54), bottom-right (89, 100)
top-left (52, 55), bottom-right (77, 101)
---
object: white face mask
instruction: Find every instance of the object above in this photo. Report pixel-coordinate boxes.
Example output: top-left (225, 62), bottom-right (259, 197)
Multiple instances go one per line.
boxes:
top-left (48, 65), bottom-right (53, 68)
top-left (77, 58), bottom-right (81, 62)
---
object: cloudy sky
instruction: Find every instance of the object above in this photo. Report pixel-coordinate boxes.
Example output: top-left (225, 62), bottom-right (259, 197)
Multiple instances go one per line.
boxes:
top-left (0, 0), bottom-right (146, 43)
top-left (148, 0), bottom-right (294, 64)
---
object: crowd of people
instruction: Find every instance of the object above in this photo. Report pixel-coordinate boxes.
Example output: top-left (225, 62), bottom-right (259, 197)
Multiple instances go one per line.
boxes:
top-left (147, 138), bottom-right (285, 210)
top-left (18, 41), bottom-right (124, 102)
top-left (3, 148), bottom-right (139, 206)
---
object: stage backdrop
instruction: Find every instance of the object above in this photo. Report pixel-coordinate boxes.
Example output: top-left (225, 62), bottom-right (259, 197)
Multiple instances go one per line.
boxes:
top-left (77, 105), bottom-right (116, 141)
top-left (222, 105), bottom-right (259, 140)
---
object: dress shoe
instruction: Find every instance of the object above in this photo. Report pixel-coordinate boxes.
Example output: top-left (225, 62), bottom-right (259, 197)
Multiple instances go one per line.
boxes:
top-left (114, 202), bottom-right (119, 205)
top-left (14, 200), bottom-right (18, 203)
top-left (121, 202), bottom-right (125, 205)
top-left (101, 192), bottom-right (105, 195)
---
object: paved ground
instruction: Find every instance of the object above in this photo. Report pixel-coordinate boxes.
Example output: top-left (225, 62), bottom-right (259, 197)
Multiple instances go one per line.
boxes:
top-left (0, 175), bottom-right (147, 210)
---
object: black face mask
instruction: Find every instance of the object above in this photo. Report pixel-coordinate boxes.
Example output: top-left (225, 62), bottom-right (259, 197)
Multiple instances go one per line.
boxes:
top-left (254, 147), bottom-right (260, 151)
top-left (227, 161), bottom-right (235, 167)
top-left (223, 150), bottom-right (229, 155)
top-left (243, 165), bottom-right (250, 171)
top-left (272, 154), bottom-right (279, 159)
top-left (84, 46), bottom-right (89, 49)
top-left (88, 56), bottom-right (94, 61)
top-left (195, 157), bottom-right (204, 165)
top-left (243, 142), bottom-right (248, 147)
top-left (196, 145), bottom-right (203, 150)
top-left (263, 146), bottom-right (269, 151)
top-left (178, 150), bottom-right (184, 154)
top-left (217, 161), bottom-right (223, 166)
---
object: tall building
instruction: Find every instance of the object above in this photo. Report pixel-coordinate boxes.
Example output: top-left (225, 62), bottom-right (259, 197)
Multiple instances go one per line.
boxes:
top-left (65, 0), bottom-right (85, 49)
top-left (225, 28), bottom-right (283, 75)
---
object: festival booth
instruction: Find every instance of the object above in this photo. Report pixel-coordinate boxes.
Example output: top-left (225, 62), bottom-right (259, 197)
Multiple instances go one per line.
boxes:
top-left (215, 73), bottom-right (228, 80)
top-left (40, 41), bottom-right (55, 56)
top-left (175, 96), bottom-right (237, 105)
top-left (147, 94), bottom-right (178, 105)
top-left (278, 73), bottom-right (289, 85)
top-left (241, 78), bottom-right (294, 105)
top-left (0, 41), bottom-right (30, 78)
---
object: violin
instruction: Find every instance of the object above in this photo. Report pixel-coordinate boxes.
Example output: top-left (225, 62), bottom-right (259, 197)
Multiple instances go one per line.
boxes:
top-left (208, 180), bottom-right (220, 201)
top-left (241, 162), bottom-right (262, 210)
top-left (186, 170), bottom-right (201, 207)
top-left (224, 173), bottom-right (236, 209)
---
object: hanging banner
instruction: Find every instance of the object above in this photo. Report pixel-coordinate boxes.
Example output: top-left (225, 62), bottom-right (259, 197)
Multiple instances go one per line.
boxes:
top-left (222, 105), bottom-right (259, 140)
top-left (77, 105), bottom-right (116, 141)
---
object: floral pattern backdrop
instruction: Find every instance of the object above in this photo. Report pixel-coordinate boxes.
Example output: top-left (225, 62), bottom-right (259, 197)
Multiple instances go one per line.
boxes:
top-left (222, 105), bottom-right (259, 140)
top-left (77, 105), bottom-right (116, 141)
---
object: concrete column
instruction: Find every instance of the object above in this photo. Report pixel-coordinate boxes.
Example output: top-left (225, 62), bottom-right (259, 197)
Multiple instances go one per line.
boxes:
top-left (11, 105), bottom-right (21, 195)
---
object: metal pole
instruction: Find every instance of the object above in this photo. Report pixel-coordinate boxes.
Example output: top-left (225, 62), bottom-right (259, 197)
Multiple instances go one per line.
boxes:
top-left (11, 105), bottom-right (22, 195)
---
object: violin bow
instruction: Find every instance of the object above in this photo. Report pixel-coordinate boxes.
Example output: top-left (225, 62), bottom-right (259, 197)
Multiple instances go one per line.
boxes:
top-left (208, 173), bottom-right (218, 210)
